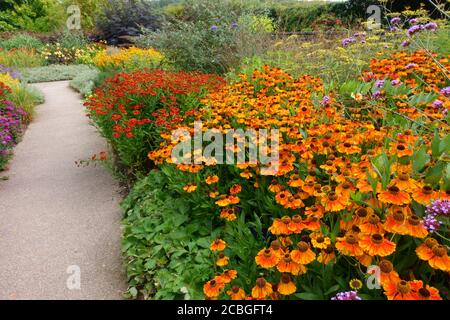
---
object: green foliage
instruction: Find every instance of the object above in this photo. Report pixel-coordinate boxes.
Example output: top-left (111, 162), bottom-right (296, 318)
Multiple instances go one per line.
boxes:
top-left (121, 169), bottom-right (215, 299)
top-left (69, 67), bottom-right (99, 96)
top-left (0, 34), bottom-right (44, 51)
top-left (6, 83), bottom-right (44, 119)
top-left (21, 64), bottom-right (96, 83)
top-left (0, 49), bottom-right (45, 69)
top-left (0, 0), bottom-right (65, 32)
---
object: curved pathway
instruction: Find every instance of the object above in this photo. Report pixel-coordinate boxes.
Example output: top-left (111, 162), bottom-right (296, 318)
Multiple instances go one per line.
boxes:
top-left (0, 81), bottom-right (125, 299)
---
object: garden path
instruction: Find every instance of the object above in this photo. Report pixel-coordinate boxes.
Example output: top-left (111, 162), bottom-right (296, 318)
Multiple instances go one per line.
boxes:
top-left (0, 81), bottom-right (126, 299)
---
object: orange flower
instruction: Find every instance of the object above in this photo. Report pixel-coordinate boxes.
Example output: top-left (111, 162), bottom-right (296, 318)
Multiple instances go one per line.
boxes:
top-left (303, 216), bottom-right (321, 231)
top-left (427, 245), bottom-right (450, 272)
top-left (275, 190), bottom-right (291, 206)
top-left (304, 204), bottom-right (325, 218)
top-left (290, 241), bottom-right (316, 265)
top-left (310, 233), bottom-right (331, 249)
top-left (288, 215), bottom-right (305, 233)
top-left (288, 174), bottom-right (304, 187)
top-left (251, 277), bottom-right (273, 299)
top-left (321, 192), bottom-right (348, 212)
top-left (411, 185), bottom-right (438, 206)
top-left (337, 142), bottom-right (361, 155)
top-left (383, 280), bottom-right (421, 300)
top-left (205, 175), bottom-right (219, 185)
top-left (383, 208), bottom-right (408, 235)
top-left (416, 238), bottom-right (439, 261)
top-left (404, 215), bottom-right (428, 238)
top-left (416, 284), bottom-right (442, 300)
top-left (255, 248), bottom-right (280, 268)
top-left (216, 253), bottom-right (229, 267)
top-left (317, 245), bottom-right (336, 264)
top-left (183, 183), bottom-right (197, 193)
top-left (270, 240), bottom-right (285, 258)
top-left (359, 214), bottom-right (384, 234)
top-left (204, 279), bottom-right (224, 298)
top-left (359, 234), bottom-right (396, 257)
top-left (378, 186), bottom-right (411, 205)
top-left (268, 216), bottom-right (292, 235)
top-left (210, 239), bottom-right (226, 251)
top-left (277, 274), bottom-right (297, 295)
top-left (215, 195), bottom-right (231, 207)
top-left (390, 172), bottom-right (418, 191)
top-left (378, 259), bottom-right (401, 287)
top-left (277, 253), bottom-right (306, 275)
top-left (219, 269), bottom-right (237, 283)
top-left (229, 184), bottom-right (242, 194)
top-left (227, 286), bottom-right (246, 300)
top-left (335, 234), bottom-right (364, 257)
top-left (390, 142), bottom-right (413, 158)
top-left (220, 208), bottom-right (237, 221)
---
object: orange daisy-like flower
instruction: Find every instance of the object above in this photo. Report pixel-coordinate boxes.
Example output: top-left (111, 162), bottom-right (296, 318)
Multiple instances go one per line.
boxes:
top-left (378, 186), bottom-right (411, 205)
top-left (390, 142), bottom-right (413, 158)
top-left (205, 175), bottom-right (219, 185)
top-left (220, 208), bottom-right (237, 221)
top-left (404, 215), bottom-right (428, 238)
top-left (229, 184), bottom-right (242, 194)
top-left (416, 284), bottom-right (442, 300)
top-left (251, 277), bottom-right (273, 299)
top-left (317, 245), bottom-right (336, 265)
top-left (215, 195), bottom-right (231, 207)
top-left (203, 279), bottom-right (224, 298)
top-left (310, 233), bottom-right (331, 249)
top-left (255, 248), bottom-right (280, 269)
top-left (290, 241), bottom-right (316, 265)
top-left (219, 269), bottom-right (238, 283)
top-left (268, 216), bottom-right (292, 235)
top-left (359, 214), bottom-right (384, 235)
top-left (288, 174), bottom-right (304, 187)
top-left (384, 280), bottom-right (421, 300)
top-left (335, 234), bottom-right (364, 257)
top-left (183, 183), bottom-right (197, 193)
top-left (337, 142), bottom-right (361, 155)
top-left (277, 253), bottom-right (306, 275)
top-left (303, 216), bottom-right (321, 231)
top-left (411, 185), bottom-right (438, 206)
top-left (288, 215), bottom-right (305, 234)
top-left (321, 192), bottom-right (348, 212)
top-left (277, 274), bottom-right (297, 296)
top-left (304, 204), bottom-right (325, 218)
top-left (227, 286), bottom-right (246, 300)
top-left (269, 240), bottom-right (285, 258)
top-left (427, 245), bottom-right (450, 272)
top-left (268, 181), bottom-right (282, 193)
top-left (216, 253), bottom-right (229, 267)
top-left (383, 209), bottom-right (408, 235)
top-left (275, 190), bottom-right (291, 206)
top-left (359, 233), bottom-right (396, 257)
top-left (210, 239), bottom-right (226, 251)
top-left (377, 259), bottom-right (401, 287)
top-left (356, 253), bottom-right (373, 267)
top-left (390, 172), bottom-right (418, 192)
top-left (416, 238), bottom-right (439, 261)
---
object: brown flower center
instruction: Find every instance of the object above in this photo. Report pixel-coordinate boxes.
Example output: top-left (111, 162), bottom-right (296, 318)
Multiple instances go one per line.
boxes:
top-left (263, 249), bottom-right (272, 258)
top-left (418, 288), bottom-right (430, 298)
top-left (351, 225), bottom-right (361, 233)
top-left (210, 280), bottom-right (217, 287)
top-left (344, 142), bottom-right (352, 148)
top-left (297, 241), bottom-right (310, 252)
top-left (422, 185), bottom-right (433, 195)
top-left (388, 186), bottom-right (400, 194)
top-left (432, 245), bottom-right (446, 257)
top-left (379, 260), bottom-right (393, 273)
top-left (356, 208), bottom-right (368, 218)
top-left (292, 215), bottom-right (302, 223)
top-left (256, 278), bottom-right (267, 288)
top-left (271, 240), bottom-right (281, 251)
top-left (407, 215), bottom-right (420, 226)
top-left (396, 144), bottom-right (406, 151)
top-left (393, 210), bottom-right (405, 222)
top-left (281, 216), bottom-right (291, 224)
top-left (346, 234), bottom-right (357, 244)
top-left (316, 236), bottom-right (325, 243)
top-left (342, 182), bottom-right (351, 189)
top-left (328, 192), bottom-right (338, 201)
top-left (281, 274), bottom-right (291, 284)
top-left (218, 253), bottom-right (225, 259)
top-left (324, 245), bottom-right (334, 254)
top-left (368, 214), bottom-right (380, 224)
top-left (371, 234), bottom-right (383, 244)
top-left (424, 238), bottom-right (438, 249)
top-left (396, 280), bottom-right (411, 294)
top-left (231, 285), bottom-right (240, 293)
top-left (399, 173), bottom-right (409, 181)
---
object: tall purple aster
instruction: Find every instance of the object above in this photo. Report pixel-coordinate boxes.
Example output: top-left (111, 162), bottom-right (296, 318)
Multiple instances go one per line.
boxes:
top-left (390, 17), bottom-right (401, 25)
top-left (440, 87), bottom-right (450, 96)
top-left (375, 80), bottom-right (385, 88)
top-left (424, 22), bottom-right (438, 31)
top-left (422, 199), bottom-right (450, 233)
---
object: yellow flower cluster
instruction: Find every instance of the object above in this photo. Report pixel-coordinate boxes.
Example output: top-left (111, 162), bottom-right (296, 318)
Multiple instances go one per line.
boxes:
top-left (0, 73), bottom-right (20, 90)
top-left (93, 47), bottom-right (164, 70)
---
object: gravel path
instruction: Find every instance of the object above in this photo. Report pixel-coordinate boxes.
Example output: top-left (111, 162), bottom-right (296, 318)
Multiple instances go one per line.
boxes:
top-left (0, 81), bottom-right (126, 299)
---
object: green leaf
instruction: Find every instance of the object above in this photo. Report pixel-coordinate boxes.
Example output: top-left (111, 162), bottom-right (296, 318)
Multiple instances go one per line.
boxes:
top-left (425, 162), bottom-right (445, 185)
top-left (324, 284), bottom-right (340, 296)
top-left (439, 134), bottom-right (450, 155)
top-left (412, 147), bottom-right (430, 172)
top-left (431, 131), bottom-right (441, 159)
top-left (295, 292), bottom-right (321, 300)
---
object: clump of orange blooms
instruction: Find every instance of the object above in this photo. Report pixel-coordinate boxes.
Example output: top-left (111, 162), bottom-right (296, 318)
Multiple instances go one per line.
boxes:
top-left (150, 53), bottom-right (449, 300)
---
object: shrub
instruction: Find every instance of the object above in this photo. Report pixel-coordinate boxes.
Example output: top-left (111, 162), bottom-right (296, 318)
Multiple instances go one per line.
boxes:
top-left (84, 69), bottom-right (224, 177)
top-left (96, 0), bottom-right (161, 45)
top-left (21, 64), bottom-right (96, 83)
top-left (0, 34), bottom-right (44, 51)
top-left (69, 68), bottom-right (99, 97)
top-left (0, 49), bottom-right (45, 69)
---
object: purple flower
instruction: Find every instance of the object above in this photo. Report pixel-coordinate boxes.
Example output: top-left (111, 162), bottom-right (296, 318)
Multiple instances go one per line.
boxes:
top-left (440, 86), bottom-right (450, 96)
top-left (210, 25), bottom-right (219, 31)
top-left (391, 79), bottom-right (401, 86)
top-left (410, 18), bottom-right (419, 25)
top-left (424, 22), bottom-right (438, 31)
top-left (390, 17), bottom-right (401, 25)
top-left (375, 80), bottom-right (385, 88)
top-left (426, 199), bottom-right (450, 217)
top-left (405, 63), bottom-right (417, 69)
top-left (432, 100), bottom-right (443, 108)
top-left (322, 95), bottom-right (331, 105)
top-left (342, 37), bottom-right (356, 47)
top-left (390, 26), bottom-right (399, 32)
top-left (231, 22), bottom-right (238, 29)
top-left (422, 215), bottom-right (442, 233)
top-left (372, 90), bottom-right (383, 99)
top-left (331, 291), bottom-right (362, 301)
top-left (401, 40), bottom-right (411, 47)
top-left (407, 25), bottom-right (422, 36)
